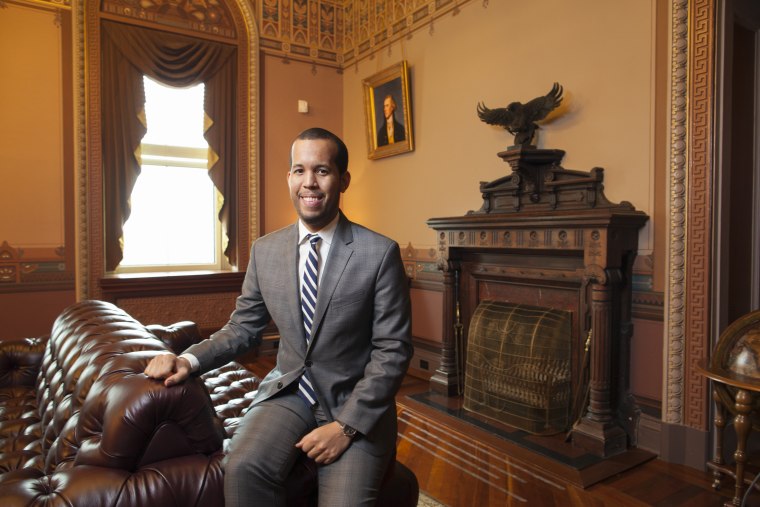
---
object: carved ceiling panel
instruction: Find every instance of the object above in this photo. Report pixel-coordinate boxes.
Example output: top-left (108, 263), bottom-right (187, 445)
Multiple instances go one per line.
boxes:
top-left (256, 0), bottom-right (475, 68)
top-left (15, 0), bottom-right (474, 67)
top-left (101, 0), bottom-right (237, 39)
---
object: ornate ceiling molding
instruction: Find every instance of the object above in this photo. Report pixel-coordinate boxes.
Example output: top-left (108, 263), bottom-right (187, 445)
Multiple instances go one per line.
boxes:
top-left (19, 0), bottom-right (478, 67)
top-left (4, 0), bottom-right (71, 10)
top-left (256, 0), bottom-right (477, 68)
top-left (101, 0), bottom-right (237, 40)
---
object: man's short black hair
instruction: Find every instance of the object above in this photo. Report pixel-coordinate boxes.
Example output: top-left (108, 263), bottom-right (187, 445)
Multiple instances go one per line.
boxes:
top-left (294, 127), bottom-right (349, 174)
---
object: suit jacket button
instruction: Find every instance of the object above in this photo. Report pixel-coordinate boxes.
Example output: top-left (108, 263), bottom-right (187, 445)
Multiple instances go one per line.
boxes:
top-left (277, 381), bottom-right (283, 389)
top-left (305, 360), bottom-right (313, 367)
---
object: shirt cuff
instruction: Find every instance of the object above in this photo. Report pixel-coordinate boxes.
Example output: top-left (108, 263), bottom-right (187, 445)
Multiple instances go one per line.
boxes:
top-left (179, 353), bottom-right (200, 372)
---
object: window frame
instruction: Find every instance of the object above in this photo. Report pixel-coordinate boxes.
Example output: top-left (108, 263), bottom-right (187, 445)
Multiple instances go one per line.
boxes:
top-left (80, 7), bottom-right (258, 306)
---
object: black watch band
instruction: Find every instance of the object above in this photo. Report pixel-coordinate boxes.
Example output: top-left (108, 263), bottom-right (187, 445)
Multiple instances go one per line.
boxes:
top-left (338, 421), bottom-right (358, 438)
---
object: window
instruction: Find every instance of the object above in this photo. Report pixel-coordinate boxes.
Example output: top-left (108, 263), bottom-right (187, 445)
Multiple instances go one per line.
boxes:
top-left (119, 77), bottom-right (225, 271)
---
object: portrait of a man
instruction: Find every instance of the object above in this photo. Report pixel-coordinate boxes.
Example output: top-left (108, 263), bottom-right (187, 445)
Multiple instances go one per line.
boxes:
top-left (376, 93), bottom-right (406, 147)
top-left (363, 60), bottom-right (413, 159)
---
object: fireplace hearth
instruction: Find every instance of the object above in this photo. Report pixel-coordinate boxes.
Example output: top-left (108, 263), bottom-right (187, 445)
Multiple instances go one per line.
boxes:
top-left (427, 145), bottom-right (648, 458)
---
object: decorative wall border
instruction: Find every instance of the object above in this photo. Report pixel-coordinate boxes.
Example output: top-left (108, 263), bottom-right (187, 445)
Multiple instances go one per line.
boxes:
top-left (0, 241), bottom-right (73, 292)
top-left (683, 0), bottom-right (713, 431)
top-left (665, 0), bottom-right (689, 427)
top-left (665, 0), bottom-right (714, 431)
top-left (401, 242), bottom-right (445, 285)
top-left (73, 0), bottom-right (87, 299)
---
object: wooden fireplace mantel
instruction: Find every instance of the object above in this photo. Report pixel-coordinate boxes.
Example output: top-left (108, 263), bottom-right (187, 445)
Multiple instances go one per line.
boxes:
top-left (427, 146), bottom-right (648, 458)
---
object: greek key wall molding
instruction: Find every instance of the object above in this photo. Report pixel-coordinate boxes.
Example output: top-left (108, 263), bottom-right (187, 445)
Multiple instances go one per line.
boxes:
top-left (665, 0), bottom-right (714, 431)
top-left (683, 0), bottom-right (713, 431)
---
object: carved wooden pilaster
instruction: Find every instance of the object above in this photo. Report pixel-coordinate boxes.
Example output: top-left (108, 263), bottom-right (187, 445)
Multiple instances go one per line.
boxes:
top-left (571, 268), bottom-right (628, 457)
top-left (430, 261), bottom-right (463, 396)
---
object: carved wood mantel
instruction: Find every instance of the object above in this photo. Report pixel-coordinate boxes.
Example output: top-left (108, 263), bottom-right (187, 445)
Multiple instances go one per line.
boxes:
top-left (427, 146), bottom-right (648, 457)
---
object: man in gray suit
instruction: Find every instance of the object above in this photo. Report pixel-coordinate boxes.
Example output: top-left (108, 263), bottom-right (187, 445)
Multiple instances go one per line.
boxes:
top-left (145, 127), bottom-right (413, 506)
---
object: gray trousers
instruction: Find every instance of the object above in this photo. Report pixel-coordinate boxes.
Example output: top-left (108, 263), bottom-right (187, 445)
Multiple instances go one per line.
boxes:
top-left (223, 390), bottom-right (392, 507)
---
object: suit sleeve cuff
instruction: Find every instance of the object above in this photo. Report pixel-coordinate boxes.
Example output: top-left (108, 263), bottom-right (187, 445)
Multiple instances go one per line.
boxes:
top-left (179, 352), bottom-right (200, 372)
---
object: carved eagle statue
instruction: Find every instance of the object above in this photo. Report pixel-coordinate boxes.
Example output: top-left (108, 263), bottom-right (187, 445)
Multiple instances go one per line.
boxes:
top-left (477, 83), bottom-right (563, 147)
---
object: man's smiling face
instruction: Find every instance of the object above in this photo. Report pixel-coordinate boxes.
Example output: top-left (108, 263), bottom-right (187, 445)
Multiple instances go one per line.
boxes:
top-left (288, 138), bottom-right (350, 232)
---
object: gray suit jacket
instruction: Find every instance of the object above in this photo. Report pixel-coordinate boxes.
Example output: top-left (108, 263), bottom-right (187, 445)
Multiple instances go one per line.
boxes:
top-left (186, 213), bottom-right (413, 455)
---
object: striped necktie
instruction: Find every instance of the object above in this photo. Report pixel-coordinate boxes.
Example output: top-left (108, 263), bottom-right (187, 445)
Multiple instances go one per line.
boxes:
top-left (297, 234), bottom-right (320, 406)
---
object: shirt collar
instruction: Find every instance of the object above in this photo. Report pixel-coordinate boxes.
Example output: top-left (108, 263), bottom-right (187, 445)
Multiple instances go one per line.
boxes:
top-left (298, 214), bottom-right (339, 246)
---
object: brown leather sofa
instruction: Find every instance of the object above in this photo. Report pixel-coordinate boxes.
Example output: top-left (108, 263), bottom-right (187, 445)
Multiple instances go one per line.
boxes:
top-left (0, 300), bottom-right (418, 506)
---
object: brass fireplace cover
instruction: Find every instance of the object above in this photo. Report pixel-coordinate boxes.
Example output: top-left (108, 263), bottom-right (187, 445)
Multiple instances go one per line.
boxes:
top-left (464, 300), bottom-right (572, 435)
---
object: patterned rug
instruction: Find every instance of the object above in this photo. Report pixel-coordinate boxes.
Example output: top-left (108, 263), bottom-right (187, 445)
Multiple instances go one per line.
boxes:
top-left (418, 491), bottom-right (446, 507)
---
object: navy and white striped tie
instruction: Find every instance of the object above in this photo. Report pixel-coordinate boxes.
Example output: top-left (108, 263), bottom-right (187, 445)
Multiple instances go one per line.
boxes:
top-left (297, 234), bottom-right (320, 406)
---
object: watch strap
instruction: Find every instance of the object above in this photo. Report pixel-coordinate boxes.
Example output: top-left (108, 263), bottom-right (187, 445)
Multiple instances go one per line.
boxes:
top-left (338, 421), bottom-right (358, 438)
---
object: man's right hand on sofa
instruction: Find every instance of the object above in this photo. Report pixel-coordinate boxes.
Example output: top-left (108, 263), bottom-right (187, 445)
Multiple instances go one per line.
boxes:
top-left (144, 354), bottom-right (192, 387)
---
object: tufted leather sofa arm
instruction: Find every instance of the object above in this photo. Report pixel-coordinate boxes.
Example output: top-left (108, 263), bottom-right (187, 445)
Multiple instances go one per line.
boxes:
top-left (0, 336), bottom-right (48, 390)
top-left (0, 301), bottom-right (418, 506)
top-left (146, 320), bottom-right (204, 354)
top-left (0, 301), bottom-right (230, 506)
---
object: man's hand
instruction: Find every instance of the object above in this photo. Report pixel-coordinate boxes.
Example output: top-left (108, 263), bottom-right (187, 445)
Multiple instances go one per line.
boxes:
top-left (144, 353), bottom-right (192, 387)
top-left (295, 421), bottom-right (352, 465)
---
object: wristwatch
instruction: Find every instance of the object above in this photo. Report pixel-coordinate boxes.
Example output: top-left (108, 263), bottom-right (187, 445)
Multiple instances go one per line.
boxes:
top-left (338, 421), bottom-right (358, 439)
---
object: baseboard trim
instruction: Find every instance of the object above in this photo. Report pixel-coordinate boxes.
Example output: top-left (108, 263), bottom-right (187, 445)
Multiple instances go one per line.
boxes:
top-left (659, 421), bottom-right (709, 470)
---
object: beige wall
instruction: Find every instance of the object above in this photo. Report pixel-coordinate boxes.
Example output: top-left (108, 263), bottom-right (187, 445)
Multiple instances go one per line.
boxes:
top-left (0, 4), bottom-right (65, 248)
top-left (0, 4), bottom-right (74, 338)
top-left (261, 55), bottom-right (344, 235)
top-left (341, 0), bottom-right (658, 258)
top-left (339, 0), bottom-right (665, 402)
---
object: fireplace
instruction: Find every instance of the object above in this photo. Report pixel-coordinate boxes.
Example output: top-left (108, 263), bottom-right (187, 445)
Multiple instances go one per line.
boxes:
top-left (463, 300), bottom-right (573, 435)
top-left (427, 146), bottom-right (647, 457)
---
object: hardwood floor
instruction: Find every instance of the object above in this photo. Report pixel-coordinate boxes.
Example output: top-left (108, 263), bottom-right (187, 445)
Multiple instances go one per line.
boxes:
top-left (394, 375), bottom-right (738, 507)
top-left (241, 355), bottom-right (740, 506)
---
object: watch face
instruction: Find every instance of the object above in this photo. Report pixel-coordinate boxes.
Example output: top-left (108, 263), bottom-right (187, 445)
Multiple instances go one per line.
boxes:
top-left (341, 423), bottom-right (357, 437)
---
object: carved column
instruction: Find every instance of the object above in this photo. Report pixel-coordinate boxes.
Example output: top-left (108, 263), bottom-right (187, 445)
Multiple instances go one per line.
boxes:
top-left (430, 260), bottom-right (462, 395)
top-left (572, 269), bottom-right (627, 457)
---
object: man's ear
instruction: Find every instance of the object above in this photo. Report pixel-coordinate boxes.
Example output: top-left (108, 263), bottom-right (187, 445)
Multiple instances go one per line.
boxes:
top-left (341, 171), bottom-right (351, 193)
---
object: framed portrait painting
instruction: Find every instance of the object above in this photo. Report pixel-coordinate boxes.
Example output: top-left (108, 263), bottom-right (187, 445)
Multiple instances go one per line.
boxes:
top-left (363, 60), bottom-right (414, 160)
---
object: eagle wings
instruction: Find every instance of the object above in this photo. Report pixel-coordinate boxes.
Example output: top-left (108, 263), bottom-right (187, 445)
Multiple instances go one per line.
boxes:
top-left (477, 83), bottom-right (563, 147)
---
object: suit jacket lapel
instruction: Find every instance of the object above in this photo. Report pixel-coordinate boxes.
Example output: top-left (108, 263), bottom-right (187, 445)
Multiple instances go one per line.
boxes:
top-left (308, 214), bottom-right (354, 351)
top-left (284, 224), bottom-right (305, 349)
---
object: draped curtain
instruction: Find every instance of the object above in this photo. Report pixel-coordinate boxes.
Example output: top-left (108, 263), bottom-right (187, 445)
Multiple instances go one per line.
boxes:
top-left (101, 20), bottom-right (237, 271)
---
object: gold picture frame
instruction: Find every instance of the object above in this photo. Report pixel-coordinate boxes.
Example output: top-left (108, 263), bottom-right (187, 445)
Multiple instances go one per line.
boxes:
top-left (363, 60), bottom-right (414, 160)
